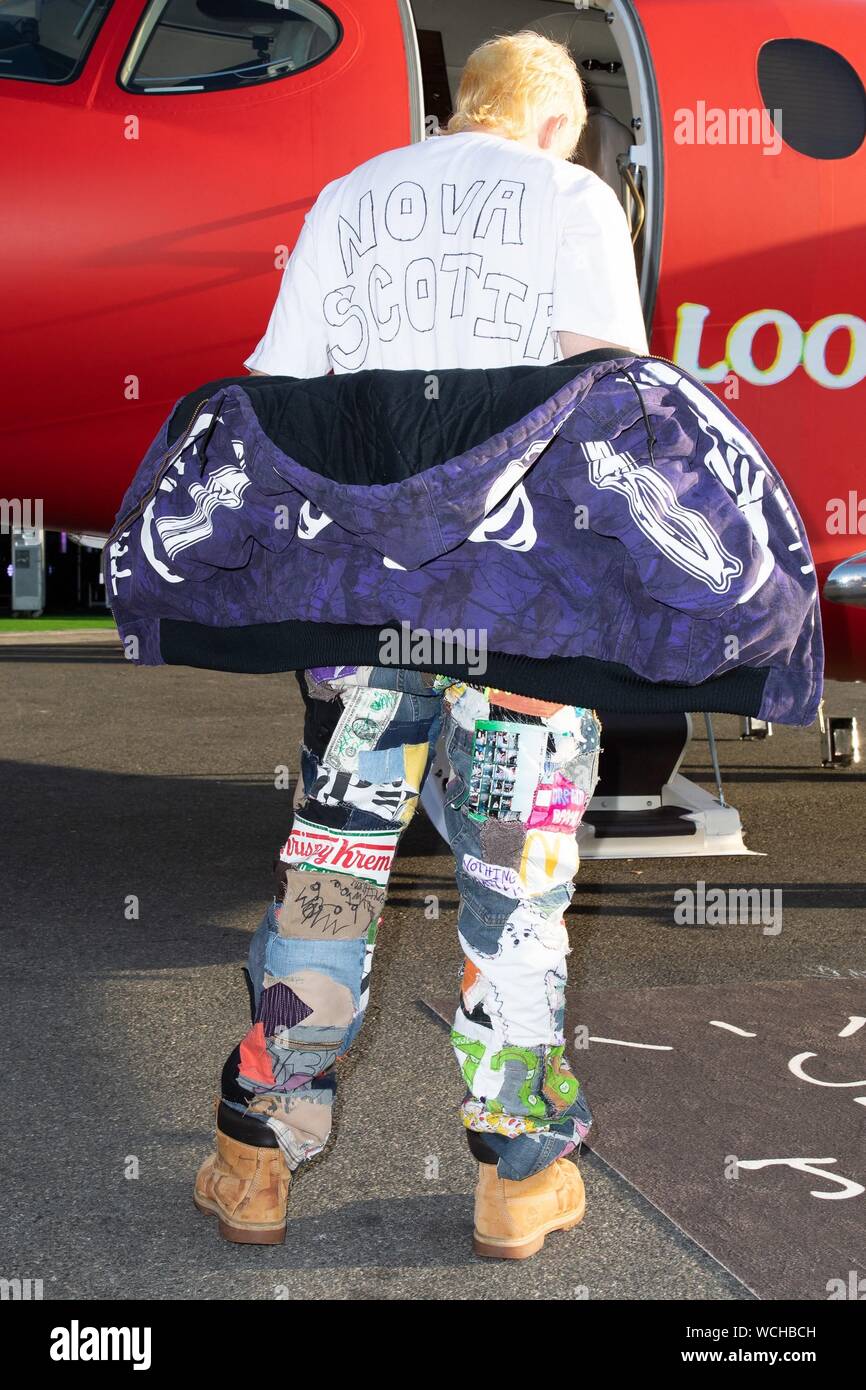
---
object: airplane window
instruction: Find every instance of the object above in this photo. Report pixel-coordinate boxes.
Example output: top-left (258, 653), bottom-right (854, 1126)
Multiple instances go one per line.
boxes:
top-left (0, 0), bottom-right (113, 84)
top-left (758, 38), bottom-right (866, 159)
top-left (118, 0), bottom-right (340, 94)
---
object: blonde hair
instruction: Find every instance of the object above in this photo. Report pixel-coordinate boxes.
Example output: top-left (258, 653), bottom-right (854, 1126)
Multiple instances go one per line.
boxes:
top-left (446, 32), bottom-right (586, 158)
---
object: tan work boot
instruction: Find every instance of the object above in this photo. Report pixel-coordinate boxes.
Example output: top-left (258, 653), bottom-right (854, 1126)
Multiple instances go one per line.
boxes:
top-left (194, 1107), bottom-right (291, 1245)
top-left (473, 1157), bottom-right (586, 1259)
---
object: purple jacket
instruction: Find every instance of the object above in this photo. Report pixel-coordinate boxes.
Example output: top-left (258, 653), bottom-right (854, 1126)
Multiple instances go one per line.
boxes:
top-left (105, 349), bottom-right (823, 724)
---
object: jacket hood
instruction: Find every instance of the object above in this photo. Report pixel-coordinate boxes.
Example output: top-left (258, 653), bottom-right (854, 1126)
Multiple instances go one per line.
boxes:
top-left (164, 350), bottom-right (631, 572)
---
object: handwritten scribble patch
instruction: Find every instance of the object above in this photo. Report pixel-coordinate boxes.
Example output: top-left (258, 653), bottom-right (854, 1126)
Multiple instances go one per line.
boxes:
top-left (277, 869), bottom-right (385, 940)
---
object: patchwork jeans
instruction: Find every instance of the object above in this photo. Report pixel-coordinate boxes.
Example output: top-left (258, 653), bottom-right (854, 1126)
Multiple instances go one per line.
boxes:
top-left (221, 665), bottom-right (602, 1183)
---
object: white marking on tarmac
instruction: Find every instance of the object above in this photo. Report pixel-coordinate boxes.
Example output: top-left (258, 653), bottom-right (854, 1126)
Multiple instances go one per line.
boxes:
top-left (788, 1052), bottom-right (866, 1086)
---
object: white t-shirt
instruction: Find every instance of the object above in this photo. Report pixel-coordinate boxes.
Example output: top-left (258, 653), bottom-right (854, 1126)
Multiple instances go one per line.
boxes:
top-left (245, 130), bottom-right (648, 376)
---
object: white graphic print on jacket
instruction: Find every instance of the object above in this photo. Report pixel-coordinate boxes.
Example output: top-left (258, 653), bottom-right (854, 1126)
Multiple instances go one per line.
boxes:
top-left (581, 438), bottom-right (744, 595)
top-left (110, 405), bottom-right (219, 593)
top-left (137, 421), bottom-right (250, 585)
top-left (629, 361), bottom-right (813, 603)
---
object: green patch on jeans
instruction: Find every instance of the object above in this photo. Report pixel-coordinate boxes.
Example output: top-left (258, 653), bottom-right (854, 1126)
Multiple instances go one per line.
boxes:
top-left (451, 1030), bottom-right (485, 1088)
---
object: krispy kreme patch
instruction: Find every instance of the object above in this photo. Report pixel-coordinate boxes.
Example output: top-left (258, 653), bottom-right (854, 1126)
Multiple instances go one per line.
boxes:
top-left (279, 817), bottom-right (400, 886)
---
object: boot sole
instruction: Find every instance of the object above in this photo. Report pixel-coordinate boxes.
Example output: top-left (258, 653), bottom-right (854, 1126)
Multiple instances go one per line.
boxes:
top-left (472, 1193), bottom-right (586, 1260)
top-left (193, 1191), bottom-right (287, 1245)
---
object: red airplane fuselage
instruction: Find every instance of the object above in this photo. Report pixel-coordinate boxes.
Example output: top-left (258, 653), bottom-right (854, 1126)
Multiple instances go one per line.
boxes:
top-left (1, 0), bottom-right (864, 676)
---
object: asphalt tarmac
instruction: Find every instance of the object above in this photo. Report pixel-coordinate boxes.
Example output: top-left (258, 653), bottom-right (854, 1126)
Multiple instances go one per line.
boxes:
top-left (1, 635), bottom-right (864, 1301)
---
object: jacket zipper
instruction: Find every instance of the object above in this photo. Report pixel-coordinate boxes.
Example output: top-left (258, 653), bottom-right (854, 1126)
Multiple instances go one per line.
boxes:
top-left (594, 351), bottom-right (702, 465)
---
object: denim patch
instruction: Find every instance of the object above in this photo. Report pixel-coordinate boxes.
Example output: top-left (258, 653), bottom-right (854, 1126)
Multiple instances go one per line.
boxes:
top-left (464, 1095), bottom-right (592, 1181)
top-left (453, 853), bottom-right (518, 931)
top-left (444, 715), bottom-right (474, 767)
top-left (365, 666), bottom-right (440, 696)
top-left (263, 933), bottom-right (367, 1010)
top-left (339, 1011), bottom-right (366, 1053)
top-left (525, 881), bottom-right (573, 917)
top-left (246, 903), bottom-right (278, 1011)
top-left (357, 745), bottom-right (400, 783)
top-left (455, 896), bottom-right (517, 951)
top-left (490, 1128), bottom-right (575, 1181)
top-left (376, 713), bottom-right (441, 751)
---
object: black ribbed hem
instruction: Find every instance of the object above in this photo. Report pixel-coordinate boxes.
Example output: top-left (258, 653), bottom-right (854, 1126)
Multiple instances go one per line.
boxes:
top-left (159, 617), bottom-right (769, 717)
